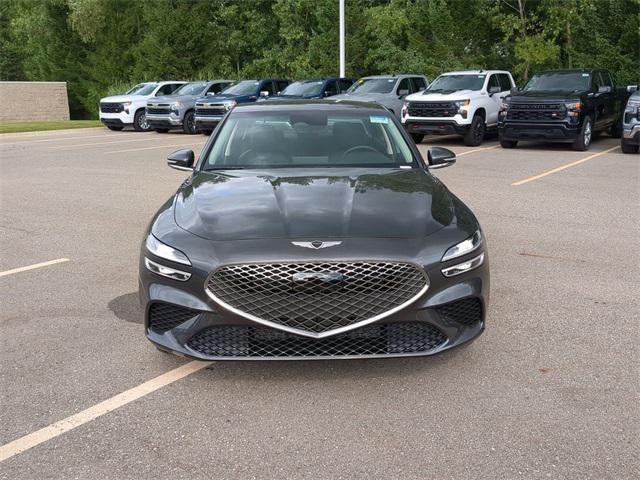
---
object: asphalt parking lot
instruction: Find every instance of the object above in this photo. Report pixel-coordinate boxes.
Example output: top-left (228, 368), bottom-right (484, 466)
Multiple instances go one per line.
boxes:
top-left (1, 127), bottom-right (637, 479)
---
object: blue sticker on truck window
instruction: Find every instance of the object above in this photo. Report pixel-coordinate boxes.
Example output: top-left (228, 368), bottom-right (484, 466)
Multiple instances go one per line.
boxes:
top-left (369, 115), bottom-right (389, 124)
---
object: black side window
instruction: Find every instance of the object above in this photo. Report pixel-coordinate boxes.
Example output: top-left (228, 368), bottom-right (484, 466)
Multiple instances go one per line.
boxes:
top-left (277, 81), bottom-right (289, 93)
top-left (488, 74), bottom-right (500, 91)
top-left (498, 74), bottom-right (512, 91)
top-left (208, 83), bottom-right (224, 94)
top-left (324, 80), bottom-right (338, 97)
top-left (261, 81), bottom-right (275, 95)
top-left (593, 72), bottom-right (603, 89)
top-left (156, 84), bottom-right (173, 95)
top-left (339, 79), bottom-right (353, 92)
top-left (412, 77), bottom-right (427, 92)
top-left (601, 71), bottom-right (613, 88)
top-left (397, 78), bottom-right (410, 94)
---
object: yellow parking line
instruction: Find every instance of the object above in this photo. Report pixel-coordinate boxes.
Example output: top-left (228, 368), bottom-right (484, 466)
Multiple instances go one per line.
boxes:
top-left (1, 132), bottom-right (150, 146)
top-left (106, 142), bottom-right (206, 154)
top-left (456, 145), bottom-right (499, 157)
top-left (0, 361), bottom-right (209, 463)
top-left (511, 146), bottom-right (619, 186)
top-left (0, 258), bottom-right (69, 278)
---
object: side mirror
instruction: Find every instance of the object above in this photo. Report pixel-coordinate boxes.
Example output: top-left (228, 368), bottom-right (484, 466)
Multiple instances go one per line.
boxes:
top-left (488, 86), bottom-right (501, 95)
top-left (167, 149), bottom-right (195, 171)
top-left (598, 86), bottom-right (612, 94)
top-left (427, 147), bottom-right (456, 169)
top-left (398, 88), bottom-right (409, 97)
top-left (259, 90), bottom-right (270, 98)
top-left (206, 91), bottom-right (217, 96)
top-left (626, 85), bottom-right (638, 93)
top-left (418, 87), bottom-right (426, 92)
top-left (510, 87), bottom-right (519, 94)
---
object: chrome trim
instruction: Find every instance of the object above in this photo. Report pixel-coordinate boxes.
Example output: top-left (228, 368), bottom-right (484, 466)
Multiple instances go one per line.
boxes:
top-left (441, 230), bottom-right (482, 262)
top-left (441, 252), bottom-right (484, 277)
top-left (291, 241), bottom-right (342, 250)
top-left (203, 260), bottom-right (430, 339)
top-left (145, 257), bottom-right (191, 282)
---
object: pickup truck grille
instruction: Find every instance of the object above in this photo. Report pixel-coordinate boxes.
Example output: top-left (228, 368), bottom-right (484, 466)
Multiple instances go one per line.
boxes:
top-left (146, 104), bottom-right (171, 115)
top-left (507, 103), bottom-right (565, 121)
top-left (408, 102), bottom-right (457, 118)
top-left (195, 104), bottom-right (226, 117)
top-left (100, 103), bottom-right (123, 113)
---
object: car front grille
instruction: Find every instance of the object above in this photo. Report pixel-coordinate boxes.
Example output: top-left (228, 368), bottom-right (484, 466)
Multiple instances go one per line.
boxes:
top-left (205, 261), bottom-right (429, 336)
top-left (435, 297), bottom-right (483, 326)
top-left (100, 102), bottom-right (123, 113)
top-left (146, 105), bottom-right (171, 114)
top-left (187, 322), bottom-right (447, 358)
top-left (408, 102), bottom-right (457, 117)
top-left (195, 104), bottom-right (226, 117)
top-left (148, 302), bottom-right (200, 332)
top-left (507, 103), bottom-right (565, 121)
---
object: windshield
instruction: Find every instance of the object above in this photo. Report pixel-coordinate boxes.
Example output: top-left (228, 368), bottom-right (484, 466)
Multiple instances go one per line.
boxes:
top-left (173, 81), bottom-right (208, 96)
top-left (204, 110), bottom-right (415, 169)
top-left (220, 80), bottom-right (260, 96)
top-left (426, 74), bottom-right (485, 92)
top-left (126, 83), bottom-right (157, 96)
top-left (523, 72), bottom-right (592, 92)
top-left (347, 78), bottom-right (395, 94)
top-left (281, 81), bottom-right (324, 97)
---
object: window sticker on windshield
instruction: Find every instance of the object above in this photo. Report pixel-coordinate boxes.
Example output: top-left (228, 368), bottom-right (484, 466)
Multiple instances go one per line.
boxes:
top-left (582, 73), bottom-right (589, 77)
top-left (388, 79), bottom-right (394, 82)
top-left (478, 75), bottom-right (485, 78)
top-left (370, 115), bottom-right (389, 124)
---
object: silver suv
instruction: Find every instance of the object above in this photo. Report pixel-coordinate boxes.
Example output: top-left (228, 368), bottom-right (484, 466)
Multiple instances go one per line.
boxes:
top-left (621, 91), bottom-right (639, 154)
top-left (332, 75), bottom-right (429, 120)
top-left (146, 80), bottom-right (234, 134)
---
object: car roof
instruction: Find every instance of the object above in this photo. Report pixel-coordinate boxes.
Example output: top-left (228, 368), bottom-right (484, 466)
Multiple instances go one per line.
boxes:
top-left (361, 74), bottom-right (425, 79)
top-left (157, 80), bottom-right (187, 85)
top-left (233, 99), bottom-right (389, 113)
top-left (440, 70), bottom-right (510, 75)
top-left (535, 68), bottom-right (596, 74)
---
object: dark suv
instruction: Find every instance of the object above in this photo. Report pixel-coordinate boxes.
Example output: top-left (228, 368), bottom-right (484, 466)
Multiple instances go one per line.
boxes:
top-left (262, 78), bottom-right (355, 100)
top-left (194, 79), bottom-right (290, 134)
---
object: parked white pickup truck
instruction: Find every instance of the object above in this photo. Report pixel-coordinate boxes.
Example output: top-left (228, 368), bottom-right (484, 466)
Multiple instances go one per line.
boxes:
top-left (99, 81), bottom-right (186, 131)
top-left (401, 70), bottom-right (515, 145)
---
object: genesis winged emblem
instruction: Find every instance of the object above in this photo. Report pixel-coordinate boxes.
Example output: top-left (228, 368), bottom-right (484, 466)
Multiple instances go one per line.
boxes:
top-left (291, 241), bottom-right (342, 250)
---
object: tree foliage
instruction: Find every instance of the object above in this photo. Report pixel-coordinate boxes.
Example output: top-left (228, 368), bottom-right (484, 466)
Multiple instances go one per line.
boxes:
top-left (1, 0), bottom-right (638, 118)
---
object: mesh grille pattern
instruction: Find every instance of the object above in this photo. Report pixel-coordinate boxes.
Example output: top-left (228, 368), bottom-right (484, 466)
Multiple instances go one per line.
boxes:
top-left (507, 103), bottom-right (565, 121)
top-left (148, 302), bottom-right (199, 332)
top-left (195, 105), bottom-right (226, 117)
top-left (100, 102), bottom-right (123, 113)
top-left (408, 102), bottom-right (457, 118)
top-left (187, 322), bottom-right (447, 358)
top-left (146, 106), bottom-right (171, 114)
top-left (206, 262), bottom-right (428, 334)
top-left (435, 297), bottom-right (482, 326)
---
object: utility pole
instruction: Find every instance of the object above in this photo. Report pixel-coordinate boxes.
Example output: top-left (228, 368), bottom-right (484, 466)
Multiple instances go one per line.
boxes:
top-left (339, 0), bottom-right (345, 77)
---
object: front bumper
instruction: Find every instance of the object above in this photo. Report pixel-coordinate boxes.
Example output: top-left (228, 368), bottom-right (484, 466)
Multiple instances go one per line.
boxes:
top-left (99, 111), bottom-right (135, 126)
top-left (499, 121), bottom-right (580, 143)
top-left (403, 119), bottom-right (470, 136)
top-left (622, 124), bottom-right (640, 145)
top-left (146, 113), bottom-right (183, 128)
top-left (139, 238), bottom-right (489, 360)
top-left (194, 115), bottom-right (223, 131)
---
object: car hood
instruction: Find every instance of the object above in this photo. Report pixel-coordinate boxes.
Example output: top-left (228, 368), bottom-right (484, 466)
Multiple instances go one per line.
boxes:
top-left (197, 93), bottom-right (256, 104)
top-left (263, 94), bottom-right (321, 101)
top-left (509, 90), bottom-right (587, 100)
top-left (174, 169), bottom-right (454, 241)
top-left (100, 94), bottom-right (147, 103)
top-left (332, 92), bottom-right (391, 102)
top-left (406, 90), bottom-right (477, 102)
top-left (151, 94), bottom-right (196, 103)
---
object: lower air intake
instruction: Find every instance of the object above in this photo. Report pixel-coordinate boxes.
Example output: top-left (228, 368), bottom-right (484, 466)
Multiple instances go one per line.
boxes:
top-left (435, 297), bottom-right (483, 326)
top-left (148, 302), bottom-right (199, 332)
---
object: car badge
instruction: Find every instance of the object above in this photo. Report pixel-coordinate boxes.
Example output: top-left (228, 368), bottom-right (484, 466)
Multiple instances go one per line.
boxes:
top-left (291, 241), bottom-right (342, 250)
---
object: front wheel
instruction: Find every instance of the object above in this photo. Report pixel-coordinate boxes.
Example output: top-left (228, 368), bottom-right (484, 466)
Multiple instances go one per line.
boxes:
top-left (107, 125), bottom-right (123, 131)
top-left (572, 116), bottom-right (593, 151)
top-left (500, 138), bottom-right (518, 149)
top-left (183, 111), bottom-right (196, 134)
top-left (620, 138), bottom-right (639, 154)
top-left (411, 133), bottom-right (424, 144)
top-left (464, 115), bottom-right (486, 146)
top-left (133, 110), bottom-right (151, 132)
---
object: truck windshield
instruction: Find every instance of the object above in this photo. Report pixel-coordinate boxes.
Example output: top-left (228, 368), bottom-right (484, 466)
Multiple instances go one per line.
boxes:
top-left (347, 78), bottom-right (395, 94)
top-left (426, 75), bottom-right (485, 93)
top-left (174, 82), bottom-right (208, 96)
top-left (204, 110), bottom-right (415, 169)
top-left (523, 72), bottom-right (592, 92)
top-left (281, 81), bottom-right (324, 97)
top-left (127, 83), bottom-right (157, 95)
top-left (221, 80), bottom-right (260, 96)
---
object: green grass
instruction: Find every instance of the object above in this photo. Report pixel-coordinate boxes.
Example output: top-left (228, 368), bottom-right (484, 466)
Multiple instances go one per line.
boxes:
top-left (0, 120), bottom-right (103, 134)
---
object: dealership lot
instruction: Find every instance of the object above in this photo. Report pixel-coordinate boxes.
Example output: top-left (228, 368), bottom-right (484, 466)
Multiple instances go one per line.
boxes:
top-left (0, 128), bottom-right (637, 479)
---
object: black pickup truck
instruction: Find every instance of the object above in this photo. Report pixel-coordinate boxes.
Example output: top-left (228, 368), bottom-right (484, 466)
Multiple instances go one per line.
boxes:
top-left (499, 69), bottom-right (635, 151)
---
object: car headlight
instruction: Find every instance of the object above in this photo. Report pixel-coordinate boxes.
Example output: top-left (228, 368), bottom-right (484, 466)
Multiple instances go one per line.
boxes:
top-left (441, 253), bottom-right (485, 277)
top-left (565, 101), bottom-right (582, 118)
top-left (402, 101), bottom-right (409, 117)
top-left (223, 100), bottom-right (237, 110)
top-left (170, 101), bottom-right (182, 109)
top-left (145, 234), bottom-right (191, 266)
top-left (121, 101), bottom-right (132, 113)
top-left (441, 230), bottom-right (482, 262)
top-left (454, 99), bottom-right (470, 110)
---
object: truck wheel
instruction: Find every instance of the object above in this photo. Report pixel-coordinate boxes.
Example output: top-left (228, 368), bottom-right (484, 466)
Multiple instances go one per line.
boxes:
top-left (620, 138), bottom-right (639, 154)
top-left (572, 116), bottom-right (592, 151)
top-left (464, 115), bottom-right (485, 146)
top-left (183, 111), bottom-right (196, 134)
top-left (411, 133), bottom-right (424, 144)
top-left (134, 110), bottom-right (151, 132)
top-left (154, 128), bottom-right (169, 133)
top-left (107, 126), bottom-right (123, 131)
top-left (609, 118), bottom-right (623, 138)
top-left (500, 139), bottom-right (518, 149)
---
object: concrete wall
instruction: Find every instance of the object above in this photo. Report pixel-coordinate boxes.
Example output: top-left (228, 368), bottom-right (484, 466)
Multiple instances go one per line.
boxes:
top-left (0, 81), bottom-right (70, 122)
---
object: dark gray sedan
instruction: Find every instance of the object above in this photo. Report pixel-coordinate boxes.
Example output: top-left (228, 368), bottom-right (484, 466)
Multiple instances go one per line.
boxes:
top-left (139, 100), bottom-right (489, 360)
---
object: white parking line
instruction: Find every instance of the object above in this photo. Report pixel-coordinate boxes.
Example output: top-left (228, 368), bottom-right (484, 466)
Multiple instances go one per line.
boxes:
top-left (48, 136), bottom-right (189, 149)
top-left (0, 258), bottom-right (69, 278)
top-left (0, 361), bottom-right (209, 463)
top-left (106, 142), bottom-right (206, 154)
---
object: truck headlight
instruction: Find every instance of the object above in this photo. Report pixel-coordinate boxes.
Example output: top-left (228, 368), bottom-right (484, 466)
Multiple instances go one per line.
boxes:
top-left (121, 101), bottom-right (132, 113)
top-left (223, 100), bottom-right (237, 110)
top-left (454, 100), bottom-right (469, 118)
top-left (565, 101), bottom-right (582, 118)
top-left (145, 234), bottom-right (191, 266)
top-left (170, 101), bottom-right (182, 114)
top-left (441, 230), bottom-right (482, 262)
top-left (402, 101), bottom-right (409, 118)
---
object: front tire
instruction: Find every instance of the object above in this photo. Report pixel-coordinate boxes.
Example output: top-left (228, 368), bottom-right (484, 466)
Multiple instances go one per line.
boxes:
top-left (411, 133), bottom-right (424, 144)
top-left (107, 125), bottom-right (123, 131)
top-left (464, 115), bottom-right (486, 146)
top-left (620, 138), bottom-right (639, 154)
top-left (572, 116), bottom-right (592, 151)
top-left (133, 110), bottom-right (151, 132)
top-left (183, 111), bottom-right (196, 134)
top-left (500, 138), bottom-right (518, 148)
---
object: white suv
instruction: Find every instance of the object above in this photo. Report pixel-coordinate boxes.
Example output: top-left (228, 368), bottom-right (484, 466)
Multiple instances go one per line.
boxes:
top-left (402, 70), bottom-right (515, 145)
top-left (99, 81), bottom-right (186, 131)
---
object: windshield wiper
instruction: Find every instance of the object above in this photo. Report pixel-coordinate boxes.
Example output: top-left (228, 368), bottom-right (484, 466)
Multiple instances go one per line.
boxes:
top-left (205, 166), bottom-right (246, 171)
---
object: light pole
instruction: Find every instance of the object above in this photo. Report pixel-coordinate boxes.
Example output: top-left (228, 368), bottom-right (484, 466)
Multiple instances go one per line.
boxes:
top-left (339, 0), bottom-right (345, 77)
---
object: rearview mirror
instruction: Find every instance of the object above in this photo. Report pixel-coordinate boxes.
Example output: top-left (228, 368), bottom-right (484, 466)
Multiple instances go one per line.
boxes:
top-left (259, 90), bottom-right (270, 97)
top-left (167, 149), bottom-right (195, 171)
top-left (427, 147), bottom-right (456, 169)
top-left (489, 86), bottom-right (501, 95)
